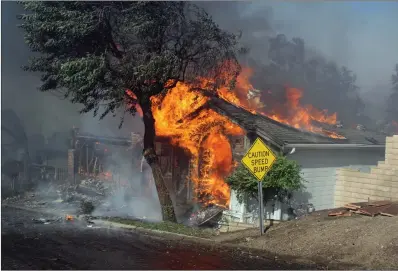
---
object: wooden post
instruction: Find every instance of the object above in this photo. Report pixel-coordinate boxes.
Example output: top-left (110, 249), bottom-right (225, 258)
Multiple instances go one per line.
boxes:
top-left (70, 127), bottom-right (79, 149)
top-left (67, 149), bottom-right (76, 184)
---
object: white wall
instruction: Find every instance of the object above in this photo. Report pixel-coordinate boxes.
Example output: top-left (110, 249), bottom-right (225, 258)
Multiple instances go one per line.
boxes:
top-left (290, 148), bottom-right (385, 211)
top-left (227, 146), bottom-right (385, 223)
top-left (225, 190), bottom-right (246, 222)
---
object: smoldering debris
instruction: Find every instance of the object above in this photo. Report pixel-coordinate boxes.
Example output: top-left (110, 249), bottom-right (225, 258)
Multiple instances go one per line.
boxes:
top-left (79, 179), bottom-right (110, 196)
top-left (188, 205), bottom-right (225, 228)
top-left (3, 179), bottom-right (230, 229)
top-left (32, 217), bottom-right (62, 224)
top-left (2, 175), bottom-right (163, 223)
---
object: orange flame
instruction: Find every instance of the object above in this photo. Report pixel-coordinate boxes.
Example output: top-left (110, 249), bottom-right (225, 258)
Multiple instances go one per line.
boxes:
top-left (147, 64), bottom-right (345, 206)
top-left (218, 67), bottom-right (344, 139)
top-left (265, 87), bottom-right (344, 139)
top-left (151, 83), bottom-right (243, 207)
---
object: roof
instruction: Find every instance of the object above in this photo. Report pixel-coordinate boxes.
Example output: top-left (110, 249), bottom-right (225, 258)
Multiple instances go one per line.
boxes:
top-left (208, 97), bottom-right (388, 149)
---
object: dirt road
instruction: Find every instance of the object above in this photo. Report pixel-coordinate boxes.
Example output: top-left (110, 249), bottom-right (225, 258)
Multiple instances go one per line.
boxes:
top-left (1, 206), bottom-right (315, 270)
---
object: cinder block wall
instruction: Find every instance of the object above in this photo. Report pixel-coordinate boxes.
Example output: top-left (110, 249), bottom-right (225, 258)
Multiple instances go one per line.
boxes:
top-left (335, 135), bottom-right (398, 207)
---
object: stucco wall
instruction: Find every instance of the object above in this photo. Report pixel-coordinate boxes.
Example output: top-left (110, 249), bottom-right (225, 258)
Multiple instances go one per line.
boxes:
top-left (290, 148), bottom-right (385, 210)
top-left (335, 135), bottom-right (398, 207)
top-left (227, 135), bottom-right (386, 222)
top-left (295, 167), bottom-right (338, 210)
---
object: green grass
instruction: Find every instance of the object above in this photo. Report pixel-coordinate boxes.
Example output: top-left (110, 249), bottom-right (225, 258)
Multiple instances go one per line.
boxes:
top-left (106, 217), bottom-right (216, 238)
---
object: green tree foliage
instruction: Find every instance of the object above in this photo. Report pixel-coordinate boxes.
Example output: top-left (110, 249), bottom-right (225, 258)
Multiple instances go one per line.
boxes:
top-left (226, 156), bottom-right (305, 204)
top-left (18, 1), bottom-right (242, 222)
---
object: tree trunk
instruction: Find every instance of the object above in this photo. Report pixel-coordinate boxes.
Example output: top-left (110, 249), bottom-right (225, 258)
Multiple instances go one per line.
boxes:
top-left (141, 101), bottom-right (177, 222)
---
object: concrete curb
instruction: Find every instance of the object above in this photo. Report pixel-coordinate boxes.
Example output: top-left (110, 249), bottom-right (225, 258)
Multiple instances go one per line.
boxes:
top-left (93, 219), bottom-right (217, 245)
top-left (96, 219), bottom-right (275, 257)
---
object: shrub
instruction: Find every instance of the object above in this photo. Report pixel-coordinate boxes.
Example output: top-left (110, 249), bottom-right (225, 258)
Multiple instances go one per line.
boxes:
top-left (226, 156), bottom-right (305, 204)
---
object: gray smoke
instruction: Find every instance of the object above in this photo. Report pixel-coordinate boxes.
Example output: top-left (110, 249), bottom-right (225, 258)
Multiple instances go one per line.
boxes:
top-left (199, 1), bottom-right (398, 87)
top-left (2, 2), bottom-right (149, 219)
top-left (1, 1), bottom-right (144, 139)
top-left (197, 1), bottom-right (398, 121)
top-left (4, 1), bottom-right (398, 134)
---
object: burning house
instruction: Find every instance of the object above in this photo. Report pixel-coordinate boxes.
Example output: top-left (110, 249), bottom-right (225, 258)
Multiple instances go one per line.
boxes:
top-left (208, 96), bottom-right (388, 222)
top-left (147, 65), bottom-right (392, 224)
top-left (66, 65), bottom-right (392, 224)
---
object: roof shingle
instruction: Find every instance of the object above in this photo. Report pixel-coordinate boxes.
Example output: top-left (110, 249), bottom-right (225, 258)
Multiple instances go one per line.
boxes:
top-left (209, 97), bottom-right (387, 147)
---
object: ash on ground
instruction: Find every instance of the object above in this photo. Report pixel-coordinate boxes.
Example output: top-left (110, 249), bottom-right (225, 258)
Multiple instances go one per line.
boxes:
top-left (3, 177), bottom-right (228, 227)
top-left (2, 177), bottom-right (162, 222)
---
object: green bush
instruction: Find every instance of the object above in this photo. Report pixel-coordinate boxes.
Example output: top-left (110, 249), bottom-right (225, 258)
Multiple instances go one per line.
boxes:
top-left (226, 156), bottom-right (305, 204)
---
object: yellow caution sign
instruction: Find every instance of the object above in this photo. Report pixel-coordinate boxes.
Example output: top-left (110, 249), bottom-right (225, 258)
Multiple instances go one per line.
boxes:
top-left (241, 138), bottom-right (277, 181)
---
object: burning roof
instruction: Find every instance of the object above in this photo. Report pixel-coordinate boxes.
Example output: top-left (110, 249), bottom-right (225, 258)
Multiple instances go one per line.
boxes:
top-left (130, 64), bottom-right (388, 209)
top-left (208, 97), bottom-right (388, 148)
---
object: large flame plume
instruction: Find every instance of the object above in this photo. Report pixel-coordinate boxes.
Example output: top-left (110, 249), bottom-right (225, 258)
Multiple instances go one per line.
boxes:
top-left (217, 67), bottom-right (344, 139)
top-left (129, 65), bottom-right (343, 207)
top-left (151, 83), bottom-right (243, 207)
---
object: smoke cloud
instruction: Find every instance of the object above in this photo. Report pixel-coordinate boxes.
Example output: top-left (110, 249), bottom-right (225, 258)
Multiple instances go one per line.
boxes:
top-left (199, 1), bottom-right (398, 87)
top-left (3, 1), bottom-right (398, 135)
top-left (197, 1), bottom-right (398, 121)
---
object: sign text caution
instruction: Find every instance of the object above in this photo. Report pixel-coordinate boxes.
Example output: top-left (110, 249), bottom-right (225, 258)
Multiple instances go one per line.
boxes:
top-left (241, 138), bottom-right (277, 181)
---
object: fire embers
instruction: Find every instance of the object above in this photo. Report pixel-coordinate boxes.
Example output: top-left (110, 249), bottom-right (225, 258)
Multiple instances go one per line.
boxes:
top-left (65, 214), bottom-right (74, 221)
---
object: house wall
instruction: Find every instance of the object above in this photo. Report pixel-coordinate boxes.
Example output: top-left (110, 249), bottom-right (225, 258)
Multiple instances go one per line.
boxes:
top-left (226, 135), bottom-right (292, 223)
top-left (225, 135), bottom-right (282, 223)
top-left (289, 148), bottom-right (385, 211)
top-left (334, 135), bottom-right (398, 207)
top-left (226, 134), bottom-right (386, 223)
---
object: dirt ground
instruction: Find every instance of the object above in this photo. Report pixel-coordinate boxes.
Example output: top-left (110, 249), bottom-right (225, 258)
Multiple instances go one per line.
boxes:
top-left (4, 191), bottom-right (398, 269)
top-left (234, 211), bottom-right (398, 269)
top-left (2, 207), bottom-right (322, 270)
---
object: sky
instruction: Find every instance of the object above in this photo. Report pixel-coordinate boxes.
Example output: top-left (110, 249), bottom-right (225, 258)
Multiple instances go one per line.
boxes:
top-left (2, 1), bottom-right (398, 137)
top-left (198, 1), bottom-right (398, 120)
top-left (254, 1), bottom-right (398, 89)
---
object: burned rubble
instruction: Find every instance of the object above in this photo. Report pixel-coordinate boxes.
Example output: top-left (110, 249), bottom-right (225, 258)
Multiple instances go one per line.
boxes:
top-left (328, 200), bottom-right (398, 217)
top-left (187, 204), bottom-right (225, 228)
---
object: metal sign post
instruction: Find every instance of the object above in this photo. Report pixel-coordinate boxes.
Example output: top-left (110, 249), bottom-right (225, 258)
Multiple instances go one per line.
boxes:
top-left (241, 137), bottom-right (277, 237)
top-left (258, 180), bottom-right (264, 235)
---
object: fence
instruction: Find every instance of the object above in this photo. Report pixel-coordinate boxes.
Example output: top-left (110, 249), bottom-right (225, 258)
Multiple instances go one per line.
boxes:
top-left (335, 135), bottom-right (398, 206)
